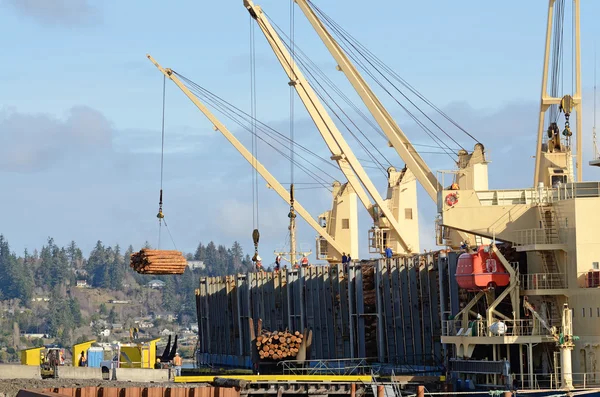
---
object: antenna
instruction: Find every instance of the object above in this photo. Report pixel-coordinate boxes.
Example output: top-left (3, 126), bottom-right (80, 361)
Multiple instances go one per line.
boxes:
top-left (594, 45), bottom-right (598, 159)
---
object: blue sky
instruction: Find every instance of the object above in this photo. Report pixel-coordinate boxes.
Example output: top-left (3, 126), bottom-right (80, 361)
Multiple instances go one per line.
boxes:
top-left (1, 0), bottom-right (600, 262)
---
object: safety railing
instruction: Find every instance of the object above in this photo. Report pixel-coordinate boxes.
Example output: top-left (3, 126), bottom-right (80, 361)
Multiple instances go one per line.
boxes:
top-left (520, 273), bottom-right (566, 290)
top-left (278, 357), bottom-right (377, 375)
top-left (512, 228), bottom-right (561, 246)
top-left (556, 182), bottom-right (600, 200)
top-left (516, 372), bottom-right (600, 390)
top-left (577, 270), bottom-right (600, 288)
top-left (442, 319), bottom-right (555, 337)
top-left (440, 182), bottom-right (600, 208)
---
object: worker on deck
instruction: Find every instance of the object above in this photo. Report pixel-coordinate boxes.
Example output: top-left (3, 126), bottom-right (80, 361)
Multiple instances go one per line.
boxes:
top-left (255, 255), bottom-right (263, 272)
top-left (293, 261), bottom-right (300, 269)
top-left (154, 358), bottom-right (162, 369)
top-left (301, 254), bottom-right (309, 267)
top-left (385, 246), bottom-right (393, 261)
top-left (173, 352), bottom-right (183, 376)
top-left (275, 254), bottom-right (282, 272)
top-left (78, 351), bottom-right (87, 367)
top-left (341, 252), bottom-right (348, 265)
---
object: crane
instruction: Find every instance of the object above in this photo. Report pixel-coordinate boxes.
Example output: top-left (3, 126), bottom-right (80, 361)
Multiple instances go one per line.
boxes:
top-left (147, 54), bottom-right (351, 262)
top-left (534, 0), bottom-right (583, 185)
top-left (289, 0), bottom-right (486, 248)
top-left (245, 0), bottom-right (418, 255)
top-left (292, 0), bottom-right (441, 203)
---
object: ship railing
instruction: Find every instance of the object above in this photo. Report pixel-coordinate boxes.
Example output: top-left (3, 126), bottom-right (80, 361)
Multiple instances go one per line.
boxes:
top-left (438, 182), bottom-right (600, 210)
top-left (442, 319), bottom-right (554, 337)
top-left (278, 355), bottom-right (443, 376)
top-left (520, 273), bottom-right (566, 290)
top-left (278, 357), bottom-right (376, 375)
top-left (577, 270), bottom-right (600, 288)
top-left (555, 182), bottom-right (600, 200)
top-left (516, 372), bottom-right (600, 390)
top-left (512, 228), bottom-right (562, 246)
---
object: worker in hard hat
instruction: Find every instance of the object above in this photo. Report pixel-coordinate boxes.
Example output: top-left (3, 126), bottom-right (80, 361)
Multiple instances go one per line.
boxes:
top-left (173, 352), bottom-right (183, 376)
top-left (154, 358), bottom-right (162, 369)
top-left (255, 255), bottom-right (263, 272)
top-left (301, 254), bottom-right (309, 267)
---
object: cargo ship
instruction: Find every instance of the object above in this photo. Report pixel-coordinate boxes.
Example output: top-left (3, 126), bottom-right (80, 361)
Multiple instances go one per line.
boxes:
top-left (147, 0), bottom-right (600, 394)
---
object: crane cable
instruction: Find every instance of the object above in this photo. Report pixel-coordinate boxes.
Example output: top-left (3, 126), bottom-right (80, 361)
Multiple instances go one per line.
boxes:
top-left (250, 16), bottom-right (261, 268)
top-left (175, 73), bottom-right (338, 189)
top-left (262, 15), bottom-right (391, 175)
top-left (308, 0), bottom-right (477, 153)
top-left (156, 75), bottom-right (177, 250)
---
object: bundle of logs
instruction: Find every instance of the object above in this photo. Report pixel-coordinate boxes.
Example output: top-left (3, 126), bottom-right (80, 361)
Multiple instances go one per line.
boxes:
top-left (256, 330), bottom-right (303, 361)
top-left (130, 249), bottom-right (187, 275)
top-left (362, 264), bottom-right (378, 358)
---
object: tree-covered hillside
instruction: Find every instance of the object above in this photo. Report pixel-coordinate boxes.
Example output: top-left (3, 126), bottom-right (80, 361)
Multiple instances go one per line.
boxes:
top-left (0, 234), bottom-right (254, 362)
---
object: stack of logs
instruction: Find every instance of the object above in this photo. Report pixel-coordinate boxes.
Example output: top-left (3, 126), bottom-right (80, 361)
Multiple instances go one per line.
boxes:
top-left (256, 330), bottom-right (303, 361)
top-left (361, 265), bottom-right (378, 358)
top-left (130, 249), bottom-right (187, 275)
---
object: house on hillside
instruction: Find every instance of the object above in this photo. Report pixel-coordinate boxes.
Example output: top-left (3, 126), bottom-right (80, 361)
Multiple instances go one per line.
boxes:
top-left (153, 312), bottom-right (177, 322)
top-left (99, 329), bottom-right (111, 337)
top-left (147, 280), bottom-right (165, 289)
top-left (187, 261), bottom-right (205, 271)
top-left (76, 280), bottom-right (88, 288)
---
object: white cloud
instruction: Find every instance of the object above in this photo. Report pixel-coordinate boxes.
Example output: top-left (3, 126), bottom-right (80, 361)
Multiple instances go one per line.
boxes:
top-left (3, 0), bottom-right (100, 26)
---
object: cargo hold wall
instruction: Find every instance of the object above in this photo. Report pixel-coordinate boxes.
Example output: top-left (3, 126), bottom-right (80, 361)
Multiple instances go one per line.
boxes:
top-left (195, 253), bottom-right (453, 369)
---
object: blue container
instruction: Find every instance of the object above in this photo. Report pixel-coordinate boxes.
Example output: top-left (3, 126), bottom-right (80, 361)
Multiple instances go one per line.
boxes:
top-left (87, 347), bottom-right (104, 368)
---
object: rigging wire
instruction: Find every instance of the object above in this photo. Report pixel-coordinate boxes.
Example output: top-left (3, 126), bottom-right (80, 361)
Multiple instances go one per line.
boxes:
top-left (310, 6), bottom-right (459, 158)
top-left (156, 74), bottom-right (178, 250)
top-left (250, 16), bottom-right (260, 230)
top-left (549, 0), bottom-right (565, 124)
top-left (174, 73), bottom-right (337, 190)
top-left (196, 86), bottom-right (335, 188)
top-left (307, 0), bottom-right (478, 146)
top-left (178, 74), bottom-right (340, 175)
top-left (264, 15), bottom-right (391, 174)
top-left (289, 0), bottom-right (295, 186)
top-left (158, 74), bottom-right (166, 249)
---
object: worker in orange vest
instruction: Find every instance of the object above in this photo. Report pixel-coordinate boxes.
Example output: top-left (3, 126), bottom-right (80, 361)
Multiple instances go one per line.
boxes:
top-left (301, 255), bottom-right (309, 267)
top-left (173, 352), bottom-right (183, 376)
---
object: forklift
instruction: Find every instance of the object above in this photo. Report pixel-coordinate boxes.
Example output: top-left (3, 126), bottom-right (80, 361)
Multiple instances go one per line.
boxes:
top-left (40, 346), bottom-right (65, 379)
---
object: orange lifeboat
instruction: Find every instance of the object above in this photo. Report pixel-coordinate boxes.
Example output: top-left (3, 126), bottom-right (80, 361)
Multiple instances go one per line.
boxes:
top-left (455, 246), bottom-right (510, 291)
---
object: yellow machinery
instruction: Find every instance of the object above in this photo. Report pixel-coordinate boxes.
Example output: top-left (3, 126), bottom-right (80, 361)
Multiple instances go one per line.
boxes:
top-left (20, 346), bottom-right (43, 366)
top-left (118, 339), bottom-right (160, 369)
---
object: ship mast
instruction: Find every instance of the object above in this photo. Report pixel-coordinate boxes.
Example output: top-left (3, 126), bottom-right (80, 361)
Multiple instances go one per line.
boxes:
top-left (591, 46), bottom-right (600, 165)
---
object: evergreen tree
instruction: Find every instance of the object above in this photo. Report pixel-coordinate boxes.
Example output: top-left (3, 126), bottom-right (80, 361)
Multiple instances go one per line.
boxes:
top-left (230, 241), bottom-right (244, 271)
top-left (66, 241), bottom-right (83, 269)
top-left (161, 278), bottom-right (177, 312)
top-left (87, 241), bottom-right (110, 288)
top-left (205, 242), bottom-right (218, 276)
top-left (194, 243), bottom-right (206, 261)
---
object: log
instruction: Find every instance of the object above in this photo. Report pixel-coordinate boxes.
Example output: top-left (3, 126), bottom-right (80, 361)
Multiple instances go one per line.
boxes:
top-left (130, 249), bottom-right (187, 275)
